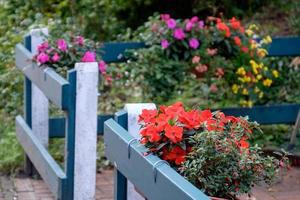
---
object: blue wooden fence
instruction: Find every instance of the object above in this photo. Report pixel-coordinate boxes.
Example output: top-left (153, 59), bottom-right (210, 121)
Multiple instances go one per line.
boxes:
top-left (15, 32), bottom-right (300, 200)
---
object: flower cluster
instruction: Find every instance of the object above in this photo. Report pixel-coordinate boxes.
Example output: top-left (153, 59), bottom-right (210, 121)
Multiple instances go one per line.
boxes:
top-left (125, 14), bottom-right (280, 106)
top-left (33, 35), bottom-right (112, 84)
top-left (139, 102), bottom-right (288, 198)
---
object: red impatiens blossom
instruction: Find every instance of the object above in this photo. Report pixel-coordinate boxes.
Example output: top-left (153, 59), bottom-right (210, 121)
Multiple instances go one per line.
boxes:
top-left (162, 146), bottom-right (186, 165)
top-left (160, 101), bottom-right (184, 119)
top-left (179, 110), bottom-right (202, 129)
top-left (217, 22), bottom-right (231, 37)
top-left (138, 109), bottom-right (158, 123)
top-left (164, 124), bottom-right (183, 143)
top-left (140, 124), bottom-right (161, 142)
top-left (239, 140), bottom-right (250, 149)
top-left (234, 36), bottom-right (242, 46)
top-left (229, 17), bottom-right (241, 30)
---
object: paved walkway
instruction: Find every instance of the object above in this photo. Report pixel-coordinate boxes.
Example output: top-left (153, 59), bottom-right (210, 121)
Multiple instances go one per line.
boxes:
top-left (1, 168), bottom-right (300, 200)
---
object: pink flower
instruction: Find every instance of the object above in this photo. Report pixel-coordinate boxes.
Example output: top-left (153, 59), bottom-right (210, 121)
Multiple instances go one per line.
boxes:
top-left (173, 28), bottom-right (185, 40)
top-left (210, 84), bottom-right (218, 93)
top-left (215, 68), bottom-right (225, 78)
top-left (160, 14), bottom-right (170, 21)
top-left (198, 21), bottom-right (204, 29)
top-left (192, 56), bottom-right (201, 64)
top-left (74, 36), bottom-right (84, 46)
top-left (190, 16), bottom-right (199, 23)
top-left (81, 51), bottom-right (96, 62)
top-left (189, 38), bottom-right (200, 49)
top-left (161, 40), bottom-right (169, 49)
top-left (98, 60), bottom-right (106, 73)
top-left (166, 19), bottom-right (176, 29)
top-left (57, 39), bottom-right (68, 52)
top-left (207, 48), bottom-right (218, 56)
top-left (37, 52), bottom-right (49, 64)
top-left (52, 53), bottom-right (60, 62)
top-left (37, 42), bottom-right (49, 53)
top-left (185, 20), bottom-right (194, 31)
top-left (195, 64), bottom-right (208, 73)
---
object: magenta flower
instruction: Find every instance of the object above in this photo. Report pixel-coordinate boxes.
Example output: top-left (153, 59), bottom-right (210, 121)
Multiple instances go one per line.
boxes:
top-left (189, 38), bottom-right (200, 49)
top-left (166, 19), bottom-right (176, 29)
top-left (74, 36), bottom-right (84, 46)
top-left (52, 53), bottom-right (60, 62)
top-left (173, 28), bottom-right (185, 40)
top-left (37, 52), bottom-right (49, 64)
top-left (161, 39), bottom-right (169, 49)
top-left (160, 14), bottom-right (170, 21)
top-left (81, 51), bottom-right (96, 62)
top-left (37, 42), bottom-right (49, 53)
top-left (98, 60), bottom-right (107, 73)
top-left (190, 16), bottom-right (199, 23)
top-left (198, 21), bottom-right (204, 29)
top-left (185, 20), bottom-right (194, 31)
top-left (57, 39), bottom-right (68, 52)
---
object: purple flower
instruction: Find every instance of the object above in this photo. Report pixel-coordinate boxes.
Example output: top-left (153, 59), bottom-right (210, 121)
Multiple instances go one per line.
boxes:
top-left (37, 52), bottom-right (49, 64)
top-left (173, 28), bottom-right (185, 40)
top-left (166, 18), bottom-right (176, 29)
top-left (198, 21), bottom-right (204, 29)
top-left (56, 39), bottom-right (68, 52)
top-left (98, 60), bottom-right (106, 73)
top-left (189, 38), bottom-right (200, 49)
top-left (161, 39), bottom-right (169, 49)
top-left (74, 36), bottom-right (84, 46)
top-left (37, 42), bottom-right (49, 53)
top-left (81, 51), bottom-right (96, 62)
top-left (52, 53), bottom-right (60, 62)
top-left (160, 14), bottom-right (170, 21)
top-left (190, 16), bottom-right (199, 23)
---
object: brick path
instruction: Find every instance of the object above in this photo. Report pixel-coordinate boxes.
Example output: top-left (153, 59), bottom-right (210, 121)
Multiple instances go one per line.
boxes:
top-left (1, 168), bottom-right (300, 200)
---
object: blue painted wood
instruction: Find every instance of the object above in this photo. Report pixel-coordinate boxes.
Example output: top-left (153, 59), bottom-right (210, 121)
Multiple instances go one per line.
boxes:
top-left (63, 69), bottom-right (77, 200)
top-left (99, 42), bottom-right (146, 63)
top-left (267, 37), bottom-right (300, 57)
top-left (15, 116), bottom-right (66, 199)
top-left (217, 104), bottom-right (300, 125)
top-left (49, 114), bottom-right (114, 138)
top-left (104, 118), bottom-right (209, 200)
top-left (114, 111), bottom-right (128, 200)
top-left (23, 35), bottom-right (34, 176)
top-left (15, 44), bottom-right (70, 110)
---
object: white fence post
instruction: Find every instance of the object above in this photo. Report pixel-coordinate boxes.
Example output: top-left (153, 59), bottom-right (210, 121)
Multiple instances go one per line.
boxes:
top-left (124, 103), bottom-right (157, 200)
top-left (30, 28), bottom-right (49, 147)
top-left (74, 62), bottom-right (99, 200)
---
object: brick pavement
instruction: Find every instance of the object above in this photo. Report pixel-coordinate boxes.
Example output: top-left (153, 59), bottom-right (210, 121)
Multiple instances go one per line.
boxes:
top-left (1, 168), bottom-right (300, 200)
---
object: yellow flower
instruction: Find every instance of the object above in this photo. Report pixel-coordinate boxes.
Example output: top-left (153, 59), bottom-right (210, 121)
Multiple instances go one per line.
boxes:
top-left (240, 100), bottom-right (253, 107)
top-left (243, 76), bottom-right (251, 83)
top-left (259, 92), bottom-right (264, 99)
top-left (264, 67), bottom-right (269, 71)
top-left (257, 48), bottom-right (268, 58)
top-left (263, 79), bottom-right (272, 87)
top-left (242, 88), bottom-right (249, 95)
top-left (256, 74), bottom-right (262, 80)
top-left (245, 29), bottom-right (253, 36)
top-left (272, 70), bottom-right (279, 78)
top-left (232, 84), bottom-right (239, 94)
top-left (249, 24), bottom-right (259, 31)
top-left (254, 87), bottom-right (260, 93)
top-left (262, 35), bottom-right (272, 44)
top-left (236, 67), bottom-right (246, 76)
top-left (238, 77), bottom-right (245, 83)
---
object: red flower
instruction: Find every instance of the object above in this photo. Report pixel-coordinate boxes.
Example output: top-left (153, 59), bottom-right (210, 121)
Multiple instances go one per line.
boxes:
top-left (162, 146), bottom-right (186, 165)
top-left (239, 140), bottom-right (249, 149)
top-left (241, 46), bottom-right (249, 53)
top-left (217, 22), bottom-right (231, 37)
top-left (140, 124), bottom-right (161, 142)
top-left (234, 36), bottom-right (241, 46)
top-left (164, 124), bottom-right (183, 143)
top-left (200, 110), bottom-right (213, 121)
top-left (139, 109), bottom-right (157, 123)
top-left (229, 17), bottom-right (241, 30)
top-left (160, 102), bottom-right (185, 119)
top-left (179, 110), bottom-right (202, 129)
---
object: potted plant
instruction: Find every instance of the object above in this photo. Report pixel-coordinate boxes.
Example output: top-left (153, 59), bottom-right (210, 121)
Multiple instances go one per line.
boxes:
top-left (138, 102), bottom-right (288, 199)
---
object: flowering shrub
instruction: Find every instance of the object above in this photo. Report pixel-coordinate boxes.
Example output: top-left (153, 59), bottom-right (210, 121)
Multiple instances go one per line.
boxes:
top-left (122, 14), bottom-right (280, 106)
top-left (33, 34), bottom-right (112, 83)
top-left (139, 102), bottom-right (288, 198)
